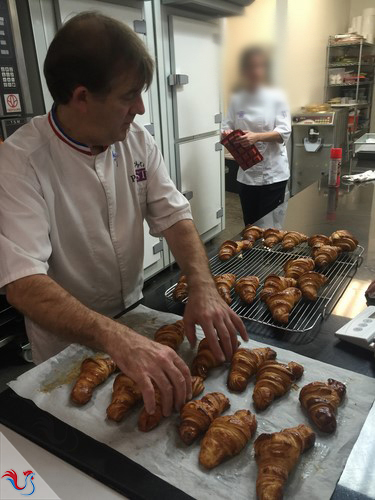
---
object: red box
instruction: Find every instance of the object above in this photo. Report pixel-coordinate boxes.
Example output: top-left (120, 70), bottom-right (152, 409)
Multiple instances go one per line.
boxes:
top-left (221, 129), bottom-right (263, 170)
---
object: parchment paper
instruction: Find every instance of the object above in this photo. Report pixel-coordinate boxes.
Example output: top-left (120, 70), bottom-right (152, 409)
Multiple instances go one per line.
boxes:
top-left (8, 305), bottom-right (375, 500)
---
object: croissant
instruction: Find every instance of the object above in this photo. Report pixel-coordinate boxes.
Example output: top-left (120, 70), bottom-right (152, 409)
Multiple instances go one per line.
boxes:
top-left (154, 320), bottom-right (185, 351)
top-left (254, 424), bottom-right (316, 500)
top-left (71, 357), bottom-right (116, 405)
top-left (199, 409), bottom-right (257, 469)
top-left (298, 271), bottom-right (328, 301)
top-left (263, 228), bottom-right (287, 248)
top-left (214, 273), bottom-right (236, 304)
top-left (235, 276), bottom-right (260, 303)
top-left (253, 359), bottom-right (304, 410)
top-left (219, 240), bottom-right (253, 261)
top-left (242, 225), bottom-right (264, 241)
top-left (313, 245), bottom-right (341, 267)
top-left (284, 258), bottom-right (315, 279)
top-left (299, 378), bottom-right (346, 433)
top-left (227, 347), bottom-right (277, 392)
top-left (106, 374), bottom-right (142, 422)
top-left (191, 338), bottom-right (223, 379)
top-left (330, 230), bottom-right (358, 252)
top-left (281, 231), bottom-right (308, 250)
top-left (308, 234), bottom-right (331, 249)
top-left (260, 275), bottom-right (297, 301)
top-left (138, 375), bottom-right (205, 432)
top-left (173, 275), bottom-right (188, 302)
top-left (265, 287), bottom-right (302, 324)
top-left (179, 392), bottom-right (230, 445)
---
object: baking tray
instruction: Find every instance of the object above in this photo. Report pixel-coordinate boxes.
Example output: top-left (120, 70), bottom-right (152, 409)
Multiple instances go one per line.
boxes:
top-left (165, 241), bottom-right (364, 335)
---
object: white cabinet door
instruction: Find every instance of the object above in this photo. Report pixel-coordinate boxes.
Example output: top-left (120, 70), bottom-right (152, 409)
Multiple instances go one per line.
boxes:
top-left (170, 16), bottom-right (221, 139)
top-left (178, 135), bottom-right (222, 237)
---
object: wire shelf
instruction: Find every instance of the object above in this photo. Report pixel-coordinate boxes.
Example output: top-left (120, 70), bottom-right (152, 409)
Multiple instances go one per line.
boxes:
top-left (165, 241), bottom-right (364, 336)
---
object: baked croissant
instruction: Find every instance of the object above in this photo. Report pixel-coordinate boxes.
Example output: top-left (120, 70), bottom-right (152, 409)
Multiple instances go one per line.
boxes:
top-left (227, 347), bottom-right (277, 392)
top-left (138, 375), bottom-right (205, 432)
top-left (299, 378), bottom-right (346, 433)
top-left (199, 409), bottom-right (257, 469)
top-left (71, 357), bottom-right (116, 405)
top-left (263, 228), bottom-right (287, 248)
top-left (260, 275), bottom-right (297, 301)
top-left (234, 276), bottom-right (260, 304)
top-left (173, 275), bottom-right (188, 302)
top-left (254, 424), bottom-right (316, 500)
top-left (284, 258), bottom-right (315, 279)
top-left (214, 273), bottom-right (236, 304)
top-left (154, 320), bottom-right (185, 351)
top-left (242, 225), bottom-right (264, 241)
top-left (265, 287), bottom-right (302, 324)
top-left (219, 240), bottom-right (253, 261)
top-left (253, 359), bottom-right (304, 410)
top-left (313, 245), bottom-right (341, 267)
top-left (281, 231), bottom-right (308, 250)
top-left (106, 374), bottom-right (142, 422)
top-left (308, 234), bottom-right (331, 249)
top-left (191, 338), bottom-right (223, 379)
top-left (330, 230), bottom-right (358, 252)
top-left (298, 271), bottom-right (328, 301)
top-left (179, 392), bottom-right (230, 445)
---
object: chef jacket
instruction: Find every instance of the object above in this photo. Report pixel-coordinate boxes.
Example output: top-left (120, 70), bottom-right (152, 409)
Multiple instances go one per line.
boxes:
top-left (0, 110), bottom-right (192, 364)
top-left (222, 86), bottom-right (291, 186)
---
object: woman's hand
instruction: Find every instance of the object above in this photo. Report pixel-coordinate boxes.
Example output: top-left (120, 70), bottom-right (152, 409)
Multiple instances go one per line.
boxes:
top-left (221, 129), bottom-right (233, 139)
top-left (234, 131), bottom-right (260, 146)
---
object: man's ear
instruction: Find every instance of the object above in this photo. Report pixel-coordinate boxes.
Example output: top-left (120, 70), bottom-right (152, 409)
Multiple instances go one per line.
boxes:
top-left (70, 85), bottom-right (89, 112)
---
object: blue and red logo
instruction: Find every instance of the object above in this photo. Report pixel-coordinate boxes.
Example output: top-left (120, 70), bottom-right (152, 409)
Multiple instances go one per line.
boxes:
top-left (1, 469), bottom-right (36, 496)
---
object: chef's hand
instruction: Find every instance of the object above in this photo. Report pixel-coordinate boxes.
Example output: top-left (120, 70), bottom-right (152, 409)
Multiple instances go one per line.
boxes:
top-left (366, 280), bottom-right (375, 297)
top-left (234, 131), bottom-right (259, 146)
top-left (108, 329), bottom-right (192, 417)
top-left (183, 283), bottom-right (248, 362)
top-left (221, 129), bottom-right (233, 139)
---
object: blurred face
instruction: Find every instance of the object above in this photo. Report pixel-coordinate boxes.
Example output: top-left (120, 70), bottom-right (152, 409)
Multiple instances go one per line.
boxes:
top-left (243, 54), bottom-right (267, 89)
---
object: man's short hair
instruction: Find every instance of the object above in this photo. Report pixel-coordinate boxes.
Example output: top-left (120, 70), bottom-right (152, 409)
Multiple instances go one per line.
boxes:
top-left (44, 11), bottom-right (154, 104)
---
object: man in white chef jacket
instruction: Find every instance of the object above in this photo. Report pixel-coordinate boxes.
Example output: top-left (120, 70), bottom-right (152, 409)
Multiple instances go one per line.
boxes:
top-left (0, 13), bottom-right (246, 416)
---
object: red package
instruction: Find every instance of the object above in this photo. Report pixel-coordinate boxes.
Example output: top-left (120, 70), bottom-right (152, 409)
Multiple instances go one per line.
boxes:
top-left (221, 129), bottom-right (263, 170)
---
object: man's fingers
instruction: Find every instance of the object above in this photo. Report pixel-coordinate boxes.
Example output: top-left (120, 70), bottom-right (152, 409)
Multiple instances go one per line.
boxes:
top-left (138, 376), bottom-right (156, 415)
top-left (230, 311), bottom-right (248, 341)
top-left (174, 356), bottom-right (192, 400)
top-left (151, 372), bottom-right (174, 417)
top-left (165, 359), bottom-right (188, 411)
top-left (215, 320), bottom-right (233, 361)
top-left (183, 316), bottom-right (197, 348)
top-left (224, 316), bottom-right (239, 352)
top-left (201, 321), bottom-right (225, 363)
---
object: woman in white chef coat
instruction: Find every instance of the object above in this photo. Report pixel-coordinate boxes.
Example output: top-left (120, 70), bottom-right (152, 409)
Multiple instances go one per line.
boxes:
top-left (222, 46), bottom-right (291, 225)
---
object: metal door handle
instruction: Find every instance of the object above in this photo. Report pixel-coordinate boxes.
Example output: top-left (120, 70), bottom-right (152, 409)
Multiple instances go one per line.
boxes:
top-left (168, 74), bottom-right (189, 86)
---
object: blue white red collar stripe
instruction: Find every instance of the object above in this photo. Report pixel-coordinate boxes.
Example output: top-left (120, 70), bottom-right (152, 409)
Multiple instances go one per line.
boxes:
top-left (48, 105), bottom-right (92, 155)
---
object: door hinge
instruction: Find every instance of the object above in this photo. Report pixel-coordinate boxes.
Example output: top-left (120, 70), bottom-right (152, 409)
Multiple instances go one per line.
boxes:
top-left (214, 113), bottom-right (222, 123)
top-left (215, 142), bottom-right (223, 151)
top-left (153, 240), bottom-right (163, 255)
top-left (168, 74), bottom-right (189, 86)
top-left (144, 123), bottom-right (155, 136)
top-left (133, 20), bottom-right (146, 35)
top-left (182, 190), bottom-right (193, 201)
top-left (216, 208), bottom-right (224, 219)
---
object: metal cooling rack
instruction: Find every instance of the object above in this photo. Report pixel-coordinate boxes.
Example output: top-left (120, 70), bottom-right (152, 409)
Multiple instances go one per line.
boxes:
top-left (165, 241), bottom-right (364, 335)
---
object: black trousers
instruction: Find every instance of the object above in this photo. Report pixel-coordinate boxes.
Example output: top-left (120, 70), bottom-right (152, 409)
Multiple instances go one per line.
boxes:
top-left (238, 180), bottom-right (288, 226)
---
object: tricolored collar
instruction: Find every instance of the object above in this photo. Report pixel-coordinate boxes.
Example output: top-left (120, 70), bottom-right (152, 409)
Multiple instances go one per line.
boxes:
top-left (48, 105), bottom-right (93, 156)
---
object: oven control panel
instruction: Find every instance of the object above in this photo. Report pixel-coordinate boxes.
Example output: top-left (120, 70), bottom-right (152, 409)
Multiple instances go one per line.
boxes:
top-left (293, 114), bottom-right (335, 125)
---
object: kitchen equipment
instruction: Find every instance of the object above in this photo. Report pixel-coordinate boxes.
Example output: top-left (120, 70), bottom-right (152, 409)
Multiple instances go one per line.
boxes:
top-left (221, 129), bottom-right (263, 170)
top-left (354, 132), bottom-right (375, 161)
top-left (335, 306), bottom-right (375, 351)
top-left (291, 108), bottom-right (348, 195)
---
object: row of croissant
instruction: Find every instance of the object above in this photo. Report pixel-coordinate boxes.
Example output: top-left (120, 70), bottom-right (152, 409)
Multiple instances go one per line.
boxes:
top-left (69, 320), bottom-right (346, 498)
top-left (219, 226), bottom-right (359, 261)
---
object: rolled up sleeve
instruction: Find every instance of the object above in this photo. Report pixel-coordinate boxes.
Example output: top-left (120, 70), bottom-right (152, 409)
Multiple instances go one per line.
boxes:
top-left (274, 92), bottom-right (291, 144)
top-left (145, 144), bottom-right (192, 237)
top-left (0, 166), bottom-right (52, 293)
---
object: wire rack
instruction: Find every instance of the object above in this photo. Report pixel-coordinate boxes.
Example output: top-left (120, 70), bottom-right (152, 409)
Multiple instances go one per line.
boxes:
top-left (165, 241), bottom-right (364, 336)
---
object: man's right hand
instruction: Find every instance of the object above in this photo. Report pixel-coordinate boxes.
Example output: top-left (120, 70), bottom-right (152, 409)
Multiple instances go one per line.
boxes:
top-left (107, 328), bottom-right (192, 417)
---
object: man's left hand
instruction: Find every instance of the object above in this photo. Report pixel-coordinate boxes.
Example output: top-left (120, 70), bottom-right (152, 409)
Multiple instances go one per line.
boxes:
top-left (234, 131), bottom-right (259, 147)
top-left (183, 283), bottom-right (248, 362)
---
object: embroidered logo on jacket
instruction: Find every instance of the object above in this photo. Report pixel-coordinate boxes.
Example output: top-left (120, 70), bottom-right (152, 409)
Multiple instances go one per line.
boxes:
top-left (130, 161), bottom-right (147, 183)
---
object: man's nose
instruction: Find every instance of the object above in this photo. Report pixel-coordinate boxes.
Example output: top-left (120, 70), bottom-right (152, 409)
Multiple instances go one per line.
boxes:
top-left (131, 94), bottom-right (145, 116)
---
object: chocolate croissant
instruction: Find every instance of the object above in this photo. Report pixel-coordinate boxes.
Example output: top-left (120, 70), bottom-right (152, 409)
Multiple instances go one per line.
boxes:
top-left (227, 347), bottom-right (277, 392)
top-left (154, 320), bottom-right (185, 351)
top-left (313, 245), bottom-right (341, 267)
top-left (330, 230), bottom-right (358, 252)
top-left (254, 424), bottom-right (315, 500)
top-left (299, 378), bottom-right (346, 433)
top-left (71, 357), bottom-right (116, 405)
top-left (281, 231), bottom-right (308, 250)
top-left (199, 409), bottom-right (257, 469)
top-left (242, 225), bottom-right (264, 241)
top-left (179, 392), bottom-right (230, 445)
top-left (263, 228), bottom-right (287, 248)
top-left (106, 374), bottom-right (142, 422)
top-left (298, 271), bottom-right (328, 301)
top-left (173, 275), bottom-right (188, 302)
top-left (234, 276), bottom-right (260, 304)
top-left (219, 240), bottom-right (253, 261)
top-left (138, 375), bottom-right (205, 432)
top-left (191, 338), bottom-right (223, 379)
top-left (260, 275), bottom-right (297, 301)
top-left (253, 359), bottom-right (304, 410)
top-left (214, 273), bottom-right (236, 304)
top-left (265, 287), bottom-right (302, 323)
top-left (284, 258), bottom-right (315, 279)
top-left (308, 234), bottom-right (331, 249)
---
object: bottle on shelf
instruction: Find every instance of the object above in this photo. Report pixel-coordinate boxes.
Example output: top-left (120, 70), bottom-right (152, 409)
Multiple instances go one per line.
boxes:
top-left (328, 148), bottom-right (342, 188)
